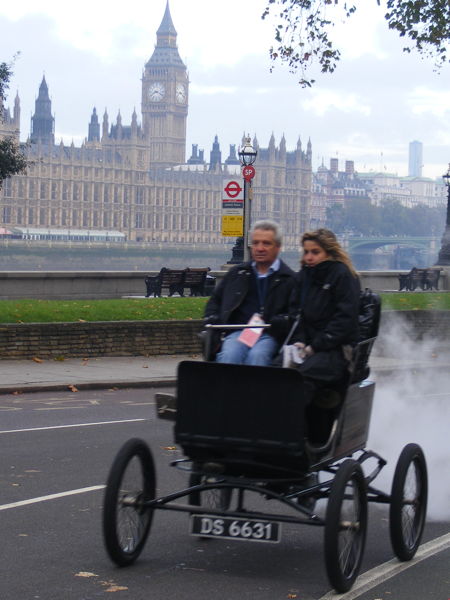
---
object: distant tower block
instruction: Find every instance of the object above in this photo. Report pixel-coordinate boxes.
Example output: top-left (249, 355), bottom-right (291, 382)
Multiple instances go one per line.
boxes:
top-left (408, 140), bottom-right (423, 177)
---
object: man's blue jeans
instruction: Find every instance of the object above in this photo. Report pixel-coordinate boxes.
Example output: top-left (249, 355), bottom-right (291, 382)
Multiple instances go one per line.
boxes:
top-left (216, 330), bottom-right (278, 366)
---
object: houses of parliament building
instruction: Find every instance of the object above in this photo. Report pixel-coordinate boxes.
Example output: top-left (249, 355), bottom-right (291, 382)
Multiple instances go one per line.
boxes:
top-left (0, 2), bottom-right (312, 251)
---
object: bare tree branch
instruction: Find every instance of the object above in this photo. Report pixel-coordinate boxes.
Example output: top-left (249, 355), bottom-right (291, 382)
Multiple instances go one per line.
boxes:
top-left (263, 0), bottom-right (450, 86)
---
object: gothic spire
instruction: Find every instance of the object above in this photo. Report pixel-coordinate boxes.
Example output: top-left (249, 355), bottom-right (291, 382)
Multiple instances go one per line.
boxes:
top-left (30, 75), bottom-right (54, 145)
top-left (88, 107), bottom-right (100, 142)
top-left (157, 1), bottom-right (177, 39)
top-left (146, 1), bottom-right (184, 68)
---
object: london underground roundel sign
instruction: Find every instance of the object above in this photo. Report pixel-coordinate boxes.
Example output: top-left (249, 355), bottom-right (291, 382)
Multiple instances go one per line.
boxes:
top-left (224, 180), bottom-right (243, 198)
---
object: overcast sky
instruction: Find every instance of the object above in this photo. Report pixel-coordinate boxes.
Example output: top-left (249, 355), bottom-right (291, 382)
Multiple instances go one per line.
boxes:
top-left (1, 0), bottom-right (450, 179)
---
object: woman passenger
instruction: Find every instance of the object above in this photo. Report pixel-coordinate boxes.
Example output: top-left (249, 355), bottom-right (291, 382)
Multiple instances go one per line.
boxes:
top-left (290, 228), bottom-right (360, 409)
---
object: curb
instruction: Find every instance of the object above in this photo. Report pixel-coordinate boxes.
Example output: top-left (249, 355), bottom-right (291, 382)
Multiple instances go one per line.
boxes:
top-left (0, 378), bottom-right (177, 395)
top-left (0, 364), bottom-right (448, 395)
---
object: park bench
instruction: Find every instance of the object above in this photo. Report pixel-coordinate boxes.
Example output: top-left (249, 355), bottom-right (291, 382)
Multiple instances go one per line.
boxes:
top-left (145, 267), bottom-right (215, 297)
top-left (398, 267), bottom-right (442, 291)
top-left (183, 267), bottom-right (214, 296)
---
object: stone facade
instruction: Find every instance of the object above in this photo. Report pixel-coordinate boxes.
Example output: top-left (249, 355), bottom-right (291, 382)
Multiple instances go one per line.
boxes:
top-left (0, 3), bottom-right (312, 250)
top-left (311, 158), bottom-right (446, 228)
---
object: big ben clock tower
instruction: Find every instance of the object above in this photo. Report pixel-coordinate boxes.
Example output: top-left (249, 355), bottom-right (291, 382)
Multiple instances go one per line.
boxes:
top-left (142, 1), bottom-right (189, 168)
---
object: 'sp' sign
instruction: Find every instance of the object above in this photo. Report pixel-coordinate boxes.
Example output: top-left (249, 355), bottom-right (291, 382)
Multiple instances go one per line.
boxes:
top-left (242, 165), bottom-right (255, 182)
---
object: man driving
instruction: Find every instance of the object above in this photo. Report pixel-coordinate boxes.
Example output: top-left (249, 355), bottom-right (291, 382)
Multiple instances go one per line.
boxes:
top-left (204, 220), bottom-right (295, 366)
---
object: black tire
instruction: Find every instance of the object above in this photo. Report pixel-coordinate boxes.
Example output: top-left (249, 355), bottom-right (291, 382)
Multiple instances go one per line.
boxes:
top-left (389, 443), bottom-right (427, 561)
top-left (324, 459), bottom-right (368, 593)
top-left (103, 438), bottom-right (156, 566)
top-left (188, 472), bottom-right (233, 511)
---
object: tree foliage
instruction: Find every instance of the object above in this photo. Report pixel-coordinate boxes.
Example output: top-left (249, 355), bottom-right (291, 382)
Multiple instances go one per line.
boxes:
top-left (262, 1), bottom-right (450, 86)
top-left (0, 61), bottom-right (13, 104)
top-left (325, 198), bottom-right (445, 236)
top-left (0, 137), bottom-right (28, 187)
top-left (0, 57), bottom-right (27, 190)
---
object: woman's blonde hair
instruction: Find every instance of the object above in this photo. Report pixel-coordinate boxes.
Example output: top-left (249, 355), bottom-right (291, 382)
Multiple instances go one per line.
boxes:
top-left (301, 228), bottom-right (359, 278)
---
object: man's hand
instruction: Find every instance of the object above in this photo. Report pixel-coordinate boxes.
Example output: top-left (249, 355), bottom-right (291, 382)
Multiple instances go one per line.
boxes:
top-left (268, 314), bottom-right (289, 340)
top-left (203, 314), bottom-right (220, 326)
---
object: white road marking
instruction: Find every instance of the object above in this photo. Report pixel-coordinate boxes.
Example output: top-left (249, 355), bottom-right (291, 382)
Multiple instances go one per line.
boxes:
top-left (0, 485), bottom-right (105, 511)
top-left (318, 532), bottom-right (450, 599)
top-left (0, 418), bottom-right (146, 434)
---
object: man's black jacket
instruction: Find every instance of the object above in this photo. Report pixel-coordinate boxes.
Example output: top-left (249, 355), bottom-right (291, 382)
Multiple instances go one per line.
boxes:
top-left (204, 260), bottom-right (296, 342)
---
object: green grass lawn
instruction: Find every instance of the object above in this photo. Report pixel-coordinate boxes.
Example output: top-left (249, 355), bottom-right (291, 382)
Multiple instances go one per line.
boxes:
top-left (0, 293), bottom-right (449, 323)
top-left (0, 297), bottom-right (208, 323)
top-left (380, 292), bottom-right (450, 310)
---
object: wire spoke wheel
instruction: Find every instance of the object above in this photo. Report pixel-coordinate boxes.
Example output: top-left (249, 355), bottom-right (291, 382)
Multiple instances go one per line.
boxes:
top-left (390, 443), bottom-right (427, 561)
top-left (324, 459), bottom-right (368, 593)
top-left (103, 438), bottom-right (156, 566)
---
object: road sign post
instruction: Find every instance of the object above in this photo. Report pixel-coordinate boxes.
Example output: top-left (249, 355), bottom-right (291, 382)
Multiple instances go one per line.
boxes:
top-left (222, 179), bottom-right (244, 237)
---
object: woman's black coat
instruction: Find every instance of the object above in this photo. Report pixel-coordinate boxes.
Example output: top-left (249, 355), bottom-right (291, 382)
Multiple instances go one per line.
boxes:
top-left (290, 260), bottom-right (360, 351)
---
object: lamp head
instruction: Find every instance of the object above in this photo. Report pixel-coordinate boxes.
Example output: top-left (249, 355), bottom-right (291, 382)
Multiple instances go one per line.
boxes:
top-left (238, 135), bottom-right (257, 166)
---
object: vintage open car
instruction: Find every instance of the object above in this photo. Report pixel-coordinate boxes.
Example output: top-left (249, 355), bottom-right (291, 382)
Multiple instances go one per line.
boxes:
top-left (102, 299), bottom-right (428, 593)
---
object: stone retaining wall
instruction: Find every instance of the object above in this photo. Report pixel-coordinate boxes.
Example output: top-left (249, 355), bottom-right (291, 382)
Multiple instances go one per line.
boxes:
top-left (0, 320), bottom-right (204, 360)
top-left (0, 269), bottom-right (448, 299)
top-left (0, 311), bottom-right (449, 360)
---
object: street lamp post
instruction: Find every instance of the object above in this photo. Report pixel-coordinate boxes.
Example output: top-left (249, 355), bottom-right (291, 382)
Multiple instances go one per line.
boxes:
top-left (238, 135), bottom-right (257, 262)
top-left (436, 164), bottom-right (450, 265)
top-left (226, 135), bottom-right (257, 265)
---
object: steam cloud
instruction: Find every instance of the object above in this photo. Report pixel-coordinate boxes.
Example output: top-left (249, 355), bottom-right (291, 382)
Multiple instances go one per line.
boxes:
top-left (368, 315), bottom-right (450, 521)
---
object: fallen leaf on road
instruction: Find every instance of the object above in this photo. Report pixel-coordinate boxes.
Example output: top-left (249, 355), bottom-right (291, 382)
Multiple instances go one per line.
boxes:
top-left (68, 385), bottom-right (79, 392)
top-left (104, 585), bottom-right (128, 592)
top-left (142, 365), bottom-right (149, 368)
top-left (163, 446), bottom-right (177, 451)
top-left (32, 357), bottom-right (43, 363)
top-left (75, 571), bottom-right (98, 578)
top-left (100, 580), bottom-right (128, 592)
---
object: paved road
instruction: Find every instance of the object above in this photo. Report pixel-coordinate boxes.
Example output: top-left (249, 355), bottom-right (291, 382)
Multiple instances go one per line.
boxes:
top-left (1, 386), bottom-right (449, 600)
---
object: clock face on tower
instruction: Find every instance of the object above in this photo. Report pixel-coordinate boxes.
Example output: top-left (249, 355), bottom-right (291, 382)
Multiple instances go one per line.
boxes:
top-left (148, 82), bottom-right (165, 102)
top-left (176, 83), bottom-right (186, 104)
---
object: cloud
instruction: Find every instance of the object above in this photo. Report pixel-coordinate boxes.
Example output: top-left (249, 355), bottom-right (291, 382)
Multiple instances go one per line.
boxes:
top-left (408, 88), bottom-right (450, 118)
top-left (190, 85), bottom-right (239, 96)
top-left (301, 90), bottom-right (371, 117)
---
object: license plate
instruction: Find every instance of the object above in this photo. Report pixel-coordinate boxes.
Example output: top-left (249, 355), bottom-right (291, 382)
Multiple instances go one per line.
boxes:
top-left (190, 515), bottom-right (281, 543)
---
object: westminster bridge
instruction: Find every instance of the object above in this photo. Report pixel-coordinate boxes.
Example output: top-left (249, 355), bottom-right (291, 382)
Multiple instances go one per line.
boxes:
top-left (338, 235), bottom-right (440, 270)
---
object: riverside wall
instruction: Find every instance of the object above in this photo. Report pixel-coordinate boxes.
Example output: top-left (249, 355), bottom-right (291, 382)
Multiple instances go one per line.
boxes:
top-left (0, 311), bottom-right (449, 360)
top-left (0, 269), bottom-right (448, 300)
